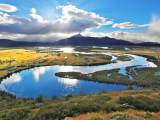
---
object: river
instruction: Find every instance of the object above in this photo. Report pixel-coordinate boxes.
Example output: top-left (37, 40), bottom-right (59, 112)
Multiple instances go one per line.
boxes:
top-left (0, 47), bottom-right (157, 98)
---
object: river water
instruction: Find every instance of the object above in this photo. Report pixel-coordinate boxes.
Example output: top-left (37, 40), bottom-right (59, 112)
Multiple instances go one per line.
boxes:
top-left (0, 48), bottom-right (157, 98)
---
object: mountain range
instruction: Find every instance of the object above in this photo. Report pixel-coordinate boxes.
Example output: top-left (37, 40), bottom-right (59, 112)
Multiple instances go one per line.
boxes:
top-left (0, 34), bottom-right (160, 47)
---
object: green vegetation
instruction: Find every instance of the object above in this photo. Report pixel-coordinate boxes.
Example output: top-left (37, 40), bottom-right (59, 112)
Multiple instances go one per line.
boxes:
top-left (0, 89), bottom-right (159, 119)
top-left (90, 116), bottom-right (102, 120)
top-left (35, 94), bottom-right (46, 103)
top-left (117, 95), bottom-right (160, 112)
top-left (144, 111), bottom-right (153, 118)
top-left (110, 113), bottom-right (124, 120)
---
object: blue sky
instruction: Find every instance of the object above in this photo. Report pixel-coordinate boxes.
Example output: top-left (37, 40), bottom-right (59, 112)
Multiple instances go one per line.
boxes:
top-left (0, 0), bottom-right (160, 43)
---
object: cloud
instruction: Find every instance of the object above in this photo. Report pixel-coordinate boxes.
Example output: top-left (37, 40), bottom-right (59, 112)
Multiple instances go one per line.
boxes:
top-left (112, 22), bottom-right (149, 29)
top-left (107, 31), bottom-right (143, 43)
top-left (107, 16), bottom-right (160, 43)
top-left (67, 2), bottom-right (72, 5)
top-left (0, 12), bottom-right (21, 24)
top-left (59, 5), bottom-right (113, 25)
top-left (30, 8), bottom-right (43, 22)
top-left (0, 5), bottom-right (111, 36)
top-left (32, 66), bottom-right (51, 81)
top-left (143, 16), bottom-right (160, 42)
top-left (0, 3), bottom-right (18, 12)
top-left (58, 78), bottom-right (78, 86)
top-left (0, 74), bottom-right (22, 91)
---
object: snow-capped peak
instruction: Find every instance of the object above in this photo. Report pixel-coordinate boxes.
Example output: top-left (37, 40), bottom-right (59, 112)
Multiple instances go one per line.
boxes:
top-left (72, 34), bottom-right (85, 38)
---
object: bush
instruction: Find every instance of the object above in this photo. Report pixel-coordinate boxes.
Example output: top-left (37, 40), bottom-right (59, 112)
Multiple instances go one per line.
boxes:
top-left (144, 111), bottom-right (152, 118)
top-left (35, 94), bottom-right (46, 103)
top-left (102, 104), bottom-right (119, 113)
top-left (98, 89), bottom-right (106, 94)
top-left (92, 95), bottom-right (112, 103)
top-left (66, 94), bottom-right (73, 97)
top-left (124, 85), bottom-right (134, 90)
top-left (22, 98), bottom-right (27, 103)
top-left (65, 97), bottom-right (70, 101)
top-left (1, 107), bottom-right (31, 120)
top-left (90, 116), bottom-right (102, 120)
top-left (17, 100), bottom-right (22, 105)
top-left (51, 95), bottom-right (57, 99)
top-left (117, 95), bottom-right (160, 112)
top-left (111, 113), bottom-right (124, 120)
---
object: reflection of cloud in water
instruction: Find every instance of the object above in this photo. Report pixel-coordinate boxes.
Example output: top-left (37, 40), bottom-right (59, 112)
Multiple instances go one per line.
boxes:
top-left (58, 78), bottom-right (78, 86)
top-left (32, 66), bottom-right (51, 82)
top-left (0, 74), bottom-right (22, 92)
top-left (57, 66), bottom-right (74, 72)
top-left (52, 47), bottom-right (74, 53)
top-left (60, 48), bottom-right (74, 53)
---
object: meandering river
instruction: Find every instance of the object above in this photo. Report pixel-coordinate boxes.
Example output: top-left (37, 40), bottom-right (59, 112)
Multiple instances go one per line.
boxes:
top-left (0, 48), bottom-right (157, 98)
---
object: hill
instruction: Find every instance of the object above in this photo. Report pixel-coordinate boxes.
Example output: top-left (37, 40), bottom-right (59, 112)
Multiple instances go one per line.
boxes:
top-left (1, 34), bottom-right (160, 47)
top-left (0, 39), bottom-right (55, 47)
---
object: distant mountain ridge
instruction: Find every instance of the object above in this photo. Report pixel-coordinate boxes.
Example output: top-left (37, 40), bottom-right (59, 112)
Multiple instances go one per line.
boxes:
top-left (0, 34), bottom-right (160, 47)
top-left (53, 34), bottom-right (132, 46)
top-left (0, 39), bottom-right (55, 47)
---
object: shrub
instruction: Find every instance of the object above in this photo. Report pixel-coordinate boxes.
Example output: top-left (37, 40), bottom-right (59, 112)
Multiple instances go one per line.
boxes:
top-left (22, 98), bottom-right (27, 103)
top-left (65, 97), bottom-right (70, 101)
top-left (51, 95), bottom-right (57, 99)
top-left (111, 113), bottom-right (124, 120)
top-left (90, 116), bottom-right (102, 120)
top-left (117, 95), bottom-right (160, 112)
top-left (124, 85), bottom-right (134, 90)
top-left (17, 100), bottom-right (22, 105)
top-left (35, 94), bottom-right (46, 103)
top-left (102, 104), bottom-right (119, 113)
top-left (66, 94), bottom-right (73, 97)
top-left (98, 89), bottom-right (106, 94)
top-left (1, 107), bottom-right (31, 120)
top-left (144, 111), bottom-right (152, 118)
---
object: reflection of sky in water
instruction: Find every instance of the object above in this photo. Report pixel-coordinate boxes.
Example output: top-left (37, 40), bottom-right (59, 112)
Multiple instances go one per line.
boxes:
top-left (118, 67), bottom-right (133, 80)
top-left (0, 52), bottom-right (157, 98)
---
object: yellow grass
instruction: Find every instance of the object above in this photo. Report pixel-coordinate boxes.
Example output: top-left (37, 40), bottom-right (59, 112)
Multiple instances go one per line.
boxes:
top-left (0, 49), bottom-right (111, 78)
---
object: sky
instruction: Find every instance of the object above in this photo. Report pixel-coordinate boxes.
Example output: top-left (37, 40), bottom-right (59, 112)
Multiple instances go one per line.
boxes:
top-left (0, 0), bottom-right (160, 43)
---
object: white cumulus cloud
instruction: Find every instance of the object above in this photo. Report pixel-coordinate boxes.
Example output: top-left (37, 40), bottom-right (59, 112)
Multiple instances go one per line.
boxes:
top-left (30, 8), bottom-right (43, 22)
top-left (59, 5), bottom-right (113, 25)
top-left (0, 3), bottom-right (18, 12)
top-left (0, 5), bottom-right (112, 36)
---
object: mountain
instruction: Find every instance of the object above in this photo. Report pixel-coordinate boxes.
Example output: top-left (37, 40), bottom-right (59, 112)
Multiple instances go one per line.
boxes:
top-left (0, 39), bottom-right (55, 47)
top-left (72, 33), bottom-right (85, 38)
top-left (1, 34), bottom-right (160, 47)
top-left (53, 34), bottom-right (132, 46)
